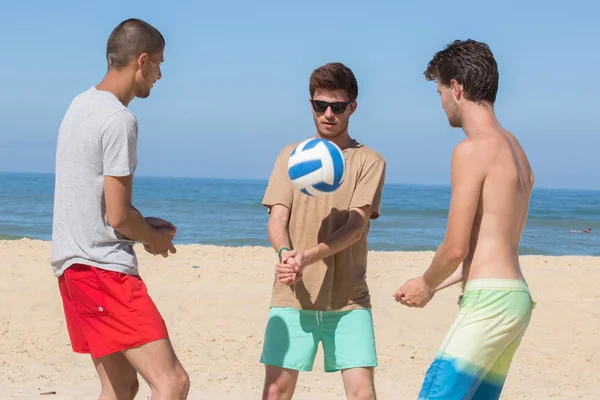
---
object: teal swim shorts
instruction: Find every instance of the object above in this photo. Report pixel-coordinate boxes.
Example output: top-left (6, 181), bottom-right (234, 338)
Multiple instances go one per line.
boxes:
top-left (259, 307), bottom-right (378, 372)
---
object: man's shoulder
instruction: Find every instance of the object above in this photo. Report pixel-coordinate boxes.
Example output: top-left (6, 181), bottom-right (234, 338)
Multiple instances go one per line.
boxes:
top-left (72, 86), bottom-right (135, 123)
top-left (284, 141), bottom-right (301, 152)
top-left (450, 137), bottom-right (498, 180)
top-left (284, 137), bottom-right (315, 151)
top-left (276, 140), bottom-right (305, 158)
top-left (103, 108), bottom-right (138, 129)
top-left (350, 141), bottom-right (386, 165)
top-left (453, 135), bottom-right (498, 162)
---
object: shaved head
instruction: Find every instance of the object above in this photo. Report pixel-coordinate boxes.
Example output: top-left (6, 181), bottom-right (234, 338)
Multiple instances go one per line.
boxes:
top-left (106, 18), bottom-right (165, 70)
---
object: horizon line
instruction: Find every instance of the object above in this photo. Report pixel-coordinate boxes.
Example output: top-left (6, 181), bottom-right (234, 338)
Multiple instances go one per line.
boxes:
top-left (0, 169), bottom-right (598, 192)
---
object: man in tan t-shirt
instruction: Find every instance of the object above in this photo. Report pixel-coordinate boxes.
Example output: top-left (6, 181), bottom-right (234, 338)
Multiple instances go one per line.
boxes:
top-left (260, 62), bottom-right (386, 400)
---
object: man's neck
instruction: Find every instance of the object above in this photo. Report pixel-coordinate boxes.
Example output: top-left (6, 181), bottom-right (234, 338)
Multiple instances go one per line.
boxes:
top-left (95, 70), bottom-right (136, 107)
top-left (316, 131), bottom-right (353, 150)
top-left (460, 102), bottom-right (501, 138)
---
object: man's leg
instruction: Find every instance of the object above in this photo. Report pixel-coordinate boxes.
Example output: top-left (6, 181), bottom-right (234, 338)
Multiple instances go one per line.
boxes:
top-left (417, 280), bottom-right (533, 399)
top-left (93, 340), bottom-right (189, 400)
top-left (93, 353), bottom-right (139, 400)
top-left (61, 265), bottom-right (189, 399)
top-left (122, 338), bottom-right (189, 400)
top-left (116, 272), bottom-right (190, 400)
top-left (260, 307), bottom-right (320, 400)
top-left (341, 368), bottom-right (376, 400)
top-left (470, 328), bottom-right (528, 400)
top-left (320, 309), bottom-right (378, 400)
top-left (262, 366), bottom-right (300, 400)
top-left (60, 271), bottom-right (127, 400)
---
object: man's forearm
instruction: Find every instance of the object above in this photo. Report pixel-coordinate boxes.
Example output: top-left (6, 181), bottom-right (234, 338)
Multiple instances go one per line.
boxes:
top-left (423, 242), bottom-right (466, 290)
top-left (111, 206), bottom-right (159, 245)
top-left (268, 219), bottom-right (291, 256)
top-left (303, 221), bottom-right (364, 266)
top-left (435, 263), bottom-right (464, 292)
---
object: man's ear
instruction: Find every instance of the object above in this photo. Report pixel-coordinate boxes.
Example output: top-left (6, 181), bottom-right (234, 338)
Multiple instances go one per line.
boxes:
top-left (450, 79), bottom-right (463, 100)
top-left (135, 52), bottom-right (149, 71)
top-left (349, 101), bottom-right (358, 115)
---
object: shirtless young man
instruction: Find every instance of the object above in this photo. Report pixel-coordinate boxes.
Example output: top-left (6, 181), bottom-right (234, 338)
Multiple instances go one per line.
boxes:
top-left (52, 19), bottom-right (189, 400)
top-left (393, 39), bottom-right (535, 400)
top-left (260, 62), bottom-right (386, 400)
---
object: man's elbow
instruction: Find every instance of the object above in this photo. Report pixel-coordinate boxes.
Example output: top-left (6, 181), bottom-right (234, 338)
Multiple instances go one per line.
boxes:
top-left (267, 216), bottom-right (288, 235)
top-left (106, 208), bottom-right (131, 230)
top-left (443, 244), bottom-right (469, 264)
top-left (348, 222), bottom-right (367, 244)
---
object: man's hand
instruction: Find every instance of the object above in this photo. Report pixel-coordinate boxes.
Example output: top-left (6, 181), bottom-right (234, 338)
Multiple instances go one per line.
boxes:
top-left (143, 217), bottom-right (177, 257)
top-left (276, 250), bottom-right (305, 285)
top-left (145, 217), bottom-right (177, 235)
top-left (393, 276), bottom-right (436, 308)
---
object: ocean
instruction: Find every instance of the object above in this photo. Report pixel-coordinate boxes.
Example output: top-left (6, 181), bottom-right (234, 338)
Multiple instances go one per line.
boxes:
top-left (0, 172), bottom-right (598, 256)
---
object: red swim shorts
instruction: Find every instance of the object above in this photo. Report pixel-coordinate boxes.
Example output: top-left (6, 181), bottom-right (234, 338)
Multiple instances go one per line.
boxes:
top-left (58, 263), bottom-right (169, 359)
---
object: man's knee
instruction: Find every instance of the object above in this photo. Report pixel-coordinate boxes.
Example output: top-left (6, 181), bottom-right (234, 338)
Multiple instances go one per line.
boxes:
top-left (177, 367), bottom-right (191, 393)
top-left (157, 364), bottom-right (189, 396)
top-left (263, 383), bottom-right (284, 400)
top-left (100, 378), bottom-right (139, 400)
top-left (263, 381), bottom-right (295, 400)
top-left (120, 379), bottom-right (140, 400)
top-left (342, 368), bottom-right (376, 400)
top-left (122, 338), bottom-right (190, 398)
top-left (345, 384), bottom-right (376, 400)
top-left (262, 365), bottom-right (297, 400)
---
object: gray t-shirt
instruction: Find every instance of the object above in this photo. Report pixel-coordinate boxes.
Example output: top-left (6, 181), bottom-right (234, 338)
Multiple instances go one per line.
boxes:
top-left (51, 86), bottom-right (139, 277)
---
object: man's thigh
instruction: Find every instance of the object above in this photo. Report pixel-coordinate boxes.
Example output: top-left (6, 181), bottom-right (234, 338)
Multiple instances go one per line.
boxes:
top-left (320, 308), bottom-right (378, 373)
top-left (341, 366), bottom-right (376, 399)
top-left (260, 307), bottom-right (320, 372)
top-left (122, 337), bottom-right (185, 388)
top-left (93, 352), bottom-right (139, 399)
top-left (470, 329), bottom-right (528, 400)
top-left (61, 263), bottom-right (169, 359)
top-left (417, 286), bottom-right (532, 399)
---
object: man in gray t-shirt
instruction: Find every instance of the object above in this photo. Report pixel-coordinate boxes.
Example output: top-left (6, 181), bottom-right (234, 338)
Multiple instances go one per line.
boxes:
top-left (52, 18), bottom-right (189, 399)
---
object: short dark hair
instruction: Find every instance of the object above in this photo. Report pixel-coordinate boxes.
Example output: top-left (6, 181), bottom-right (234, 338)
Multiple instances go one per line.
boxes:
top-left (106, 18), bottom-right (165, 69)
top-left (309, 62), bottom-right (358, 101)
top-left (424, 39), bottom-right (499, 104)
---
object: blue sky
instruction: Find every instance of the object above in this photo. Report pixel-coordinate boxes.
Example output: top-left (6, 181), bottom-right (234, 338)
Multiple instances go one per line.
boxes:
top-left (1, 0), bottom-right (598, 189)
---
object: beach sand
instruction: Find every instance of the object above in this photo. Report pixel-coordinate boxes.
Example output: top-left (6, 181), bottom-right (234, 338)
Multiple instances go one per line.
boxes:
top-left (1, 238), bottom-right (598, 399)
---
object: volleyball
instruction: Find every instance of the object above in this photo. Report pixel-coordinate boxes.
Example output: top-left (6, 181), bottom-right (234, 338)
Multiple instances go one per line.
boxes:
top-left (287, 137), bottom-right (346, 197)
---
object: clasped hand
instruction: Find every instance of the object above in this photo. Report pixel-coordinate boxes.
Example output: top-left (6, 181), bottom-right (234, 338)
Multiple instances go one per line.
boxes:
top-left (393, 276), bottom-right (435, 308)
top-left (143, 217), bottom-right (177, 258)
top-left (276, 250), bottom-right (305, 285)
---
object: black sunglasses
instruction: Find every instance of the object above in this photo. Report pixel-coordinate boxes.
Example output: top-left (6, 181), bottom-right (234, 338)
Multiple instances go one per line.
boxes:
top-left (310, 99), bottom-right (353, 114)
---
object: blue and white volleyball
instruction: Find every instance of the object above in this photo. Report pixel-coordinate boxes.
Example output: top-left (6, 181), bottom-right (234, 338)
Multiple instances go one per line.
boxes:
top-left (287, 138), bottom-right (346, 197)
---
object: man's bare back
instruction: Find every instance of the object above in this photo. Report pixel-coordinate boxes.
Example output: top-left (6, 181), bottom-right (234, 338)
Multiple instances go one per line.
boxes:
top-left (462, 127), bottom-right (534, 283)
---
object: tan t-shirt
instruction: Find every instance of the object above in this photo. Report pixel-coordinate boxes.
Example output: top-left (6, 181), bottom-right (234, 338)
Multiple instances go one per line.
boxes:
top-left (262, 138), bottom-right (386, 311)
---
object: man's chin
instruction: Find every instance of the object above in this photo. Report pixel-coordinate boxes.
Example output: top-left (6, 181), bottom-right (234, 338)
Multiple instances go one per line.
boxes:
top-left (317, 128), bottom-right (344, 138)
top-left (448, 119), bottom-right (462, 128)
top-left (136, 89), bottom-right (151, 99)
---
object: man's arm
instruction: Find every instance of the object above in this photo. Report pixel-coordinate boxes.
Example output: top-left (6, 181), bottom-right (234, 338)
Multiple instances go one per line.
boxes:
top-left (300, 156), bottom-right (385, 267)
top-left (435, 264), bottom-right (463, 292)
top-left (262, 145), bottom-right (295, 259)
top-left (104, 175), bottom-right (174, 254)
top-left (422, 140), bottom-right (486, 290)
top-left (275, 206), bottom-right (370, 285)
top-left (100, 110), bottom-right (174, 255)
top-left (268, 204), bottom-right (304, 284)
top-left (267, 204), bottom-right (292, 256)
top-left (286, 154), bottom-right (385, 270)
top-left (302, 205), bottom-right (370, 266)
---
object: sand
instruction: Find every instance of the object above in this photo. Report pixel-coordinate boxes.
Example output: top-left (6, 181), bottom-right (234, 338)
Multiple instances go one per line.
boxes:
top-left (0, 238), bottom-right (598, 399)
